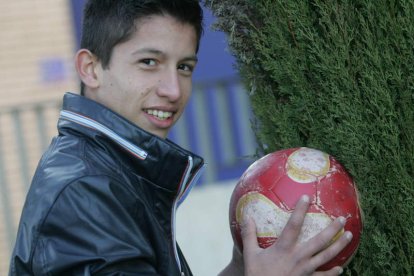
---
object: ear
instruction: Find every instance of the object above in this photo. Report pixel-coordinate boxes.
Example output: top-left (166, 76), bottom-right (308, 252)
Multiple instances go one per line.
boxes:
top-left (75, 49), bottom-right (100, 90)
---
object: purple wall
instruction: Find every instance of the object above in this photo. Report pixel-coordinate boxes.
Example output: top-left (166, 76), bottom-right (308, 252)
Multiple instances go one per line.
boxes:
top-left (192, 8), bottom-right (237, 82)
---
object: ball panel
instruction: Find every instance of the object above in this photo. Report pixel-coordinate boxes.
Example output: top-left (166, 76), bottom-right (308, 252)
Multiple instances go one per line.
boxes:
top-left (286, 147), bottom-right (330, 183)
top-left (271, 174), bottom-right (317, 210)
top-left (236, 192), bottom-right (288, 239)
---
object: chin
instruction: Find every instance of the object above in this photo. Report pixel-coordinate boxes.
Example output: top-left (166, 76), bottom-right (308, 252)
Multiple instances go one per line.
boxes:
top-left (150, 130), bottom-right (168, 139)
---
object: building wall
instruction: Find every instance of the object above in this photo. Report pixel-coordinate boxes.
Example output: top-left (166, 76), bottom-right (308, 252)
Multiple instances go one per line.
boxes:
top-left (0, 1), bottom-right (78, 274)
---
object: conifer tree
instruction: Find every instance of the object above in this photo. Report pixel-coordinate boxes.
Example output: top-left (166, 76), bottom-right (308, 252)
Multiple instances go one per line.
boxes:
top-left (205, 0), bottom-right (414, 275)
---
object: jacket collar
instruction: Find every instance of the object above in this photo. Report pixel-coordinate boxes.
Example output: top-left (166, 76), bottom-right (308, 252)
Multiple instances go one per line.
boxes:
top-left (58, 92), bottom-right (204, 198)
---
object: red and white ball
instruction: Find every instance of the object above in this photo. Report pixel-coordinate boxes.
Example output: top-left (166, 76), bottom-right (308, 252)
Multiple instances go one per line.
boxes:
top-left (229, 147), bottom-right (363, 270)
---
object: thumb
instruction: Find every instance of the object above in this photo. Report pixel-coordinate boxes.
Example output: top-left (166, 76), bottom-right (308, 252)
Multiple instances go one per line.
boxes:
top-left (240, 217), bottom-right (260, 252)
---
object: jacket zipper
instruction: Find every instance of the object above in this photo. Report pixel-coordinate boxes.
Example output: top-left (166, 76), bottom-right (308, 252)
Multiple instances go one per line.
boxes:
top-left (171, 156), bottom-right (204, 275)
top-left (59, 110), bottom-right (148, 160)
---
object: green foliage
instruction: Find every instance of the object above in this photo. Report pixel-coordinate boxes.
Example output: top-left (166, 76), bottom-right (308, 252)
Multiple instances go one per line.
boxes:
top-left (205, 0), bottom-right (414, 274)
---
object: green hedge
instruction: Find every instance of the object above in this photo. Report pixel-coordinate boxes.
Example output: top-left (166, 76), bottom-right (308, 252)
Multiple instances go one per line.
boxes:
top-left (205, 0), bottom-right (414, 275)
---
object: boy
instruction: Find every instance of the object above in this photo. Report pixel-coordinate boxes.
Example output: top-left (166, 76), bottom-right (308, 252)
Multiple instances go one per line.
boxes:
top-left (10, 1), bottom-right (351, 275)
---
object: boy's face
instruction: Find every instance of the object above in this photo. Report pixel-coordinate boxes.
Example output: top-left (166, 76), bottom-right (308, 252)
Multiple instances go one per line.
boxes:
top-left (90, 15), bottom-right (198, 138)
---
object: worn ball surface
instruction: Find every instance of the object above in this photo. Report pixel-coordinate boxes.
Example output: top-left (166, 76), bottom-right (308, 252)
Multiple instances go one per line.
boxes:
top-left (229, 147), bottom-right (363, 270)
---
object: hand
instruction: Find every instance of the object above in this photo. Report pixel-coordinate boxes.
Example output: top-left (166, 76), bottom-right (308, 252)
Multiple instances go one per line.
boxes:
top-left (240, 195), bottom-right (352, 276)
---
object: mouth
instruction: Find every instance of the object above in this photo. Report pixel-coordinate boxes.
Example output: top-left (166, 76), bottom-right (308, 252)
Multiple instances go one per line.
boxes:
top-left (145, 109), bottom-right (173, 121)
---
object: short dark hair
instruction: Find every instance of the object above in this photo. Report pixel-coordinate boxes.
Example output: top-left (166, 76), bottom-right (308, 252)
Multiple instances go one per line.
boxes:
top-left (79, 0), bottom-right (204, 95)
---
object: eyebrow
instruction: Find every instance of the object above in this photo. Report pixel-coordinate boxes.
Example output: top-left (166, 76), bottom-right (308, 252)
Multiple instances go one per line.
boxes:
top-left (181, 55), bottom-right (198, 63)
top-left (132, 48), bottom-right (163, 56)
top-left (132, 47), bottom-right (198, 63)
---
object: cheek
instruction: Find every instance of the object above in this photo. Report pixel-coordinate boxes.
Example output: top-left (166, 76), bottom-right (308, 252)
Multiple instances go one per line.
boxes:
top-left (140, 85), bottom-right (153, 98)
top-left (182, 91), bottom-right (191, 106)
top-left (122, 76), bottom-right (149, 98)
top-left (183, 85), bottom-right (192, 103)
top-left (121, 86), bottom-right (154, 115)
top-left (180, 80), bottom-right (192, 98)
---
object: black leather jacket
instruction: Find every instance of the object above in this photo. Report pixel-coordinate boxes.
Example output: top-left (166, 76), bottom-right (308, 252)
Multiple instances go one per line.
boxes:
top-left (9, 93), bottom-right (204, 276)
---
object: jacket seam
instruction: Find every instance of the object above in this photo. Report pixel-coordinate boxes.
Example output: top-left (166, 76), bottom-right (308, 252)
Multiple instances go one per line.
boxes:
top-left (31, 172), bottom-right (128, 274)
top-left (30, 138), bottom-right (58, 186)
top-left (39, 239), bottom-right (51, 276)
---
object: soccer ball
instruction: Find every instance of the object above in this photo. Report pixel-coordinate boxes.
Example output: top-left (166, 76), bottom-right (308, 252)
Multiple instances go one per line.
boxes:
top-left (229, 147), bottom-right (363, 270)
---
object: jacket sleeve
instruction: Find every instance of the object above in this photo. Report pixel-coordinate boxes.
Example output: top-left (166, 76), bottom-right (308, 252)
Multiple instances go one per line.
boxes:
top-left (32, 175), bottom-right (162, 275)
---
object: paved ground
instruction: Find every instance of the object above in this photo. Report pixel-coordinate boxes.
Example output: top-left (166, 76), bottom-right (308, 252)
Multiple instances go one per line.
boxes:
top-left (177, 180), bottom-right (237, 276)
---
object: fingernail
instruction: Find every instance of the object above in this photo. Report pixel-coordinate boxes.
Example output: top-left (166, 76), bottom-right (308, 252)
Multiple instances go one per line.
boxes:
top-left (338, 216), bottom-right (346, 225)
top-left (338, 267), bottom-right (344, 275)
top-left (345, 231), bottom-right (353, 241)
top-left (301, 195), bottom-right (310, 203)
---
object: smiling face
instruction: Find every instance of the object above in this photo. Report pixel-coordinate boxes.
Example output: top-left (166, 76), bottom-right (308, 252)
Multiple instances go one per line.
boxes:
top-left (79, 15), bottom-right (198, 138)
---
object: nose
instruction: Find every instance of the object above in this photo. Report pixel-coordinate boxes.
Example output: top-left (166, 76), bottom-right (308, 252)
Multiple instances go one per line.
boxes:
top-left (156, 70), bottom-right (181, 102)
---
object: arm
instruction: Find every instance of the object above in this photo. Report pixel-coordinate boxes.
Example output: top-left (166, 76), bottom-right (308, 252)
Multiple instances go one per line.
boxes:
top-left (33, 176), bottom-right (159, 275)
top-left (218, 246), bottom-right (244, 276)
top-left (219, 195), bottom-right (352, 276)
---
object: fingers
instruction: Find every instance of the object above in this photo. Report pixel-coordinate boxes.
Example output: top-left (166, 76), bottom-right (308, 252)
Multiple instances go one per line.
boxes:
top-left (238, 195), bottom-right (351, 276)
top-left (311, 229), bottom-right (353, 269)
top-left (276, 195), bottom-right (310, 249)
top-left (304, 216), bottom-right (349, 255)
top-left (240, 217), bottom-right (259, 253)
top-left (301, 216), bottom-right (352, 271)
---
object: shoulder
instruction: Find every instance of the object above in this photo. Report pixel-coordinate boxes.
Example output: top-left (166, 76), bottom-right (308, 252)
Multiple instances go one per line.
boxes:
top-left (26, 132), bottom-right (140, 227)
top-left (27, 174), bottom-right (158, 275)
top-left (33, 133), bottom-right (125, 188)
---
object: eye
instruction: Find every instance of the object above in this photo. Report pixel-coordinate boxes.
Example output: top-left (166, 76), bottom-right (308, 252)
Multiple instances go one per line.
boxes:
top-left (178, 63), bottom-right (195, 74)
top-left (140, 59), bottom-right (157, 66)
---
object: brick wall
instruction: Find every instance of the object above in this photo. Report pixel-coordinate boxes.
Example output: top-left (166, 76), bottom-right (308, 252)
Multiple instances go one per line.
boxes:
top-left (0, 0), bottom-right (78, 274)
